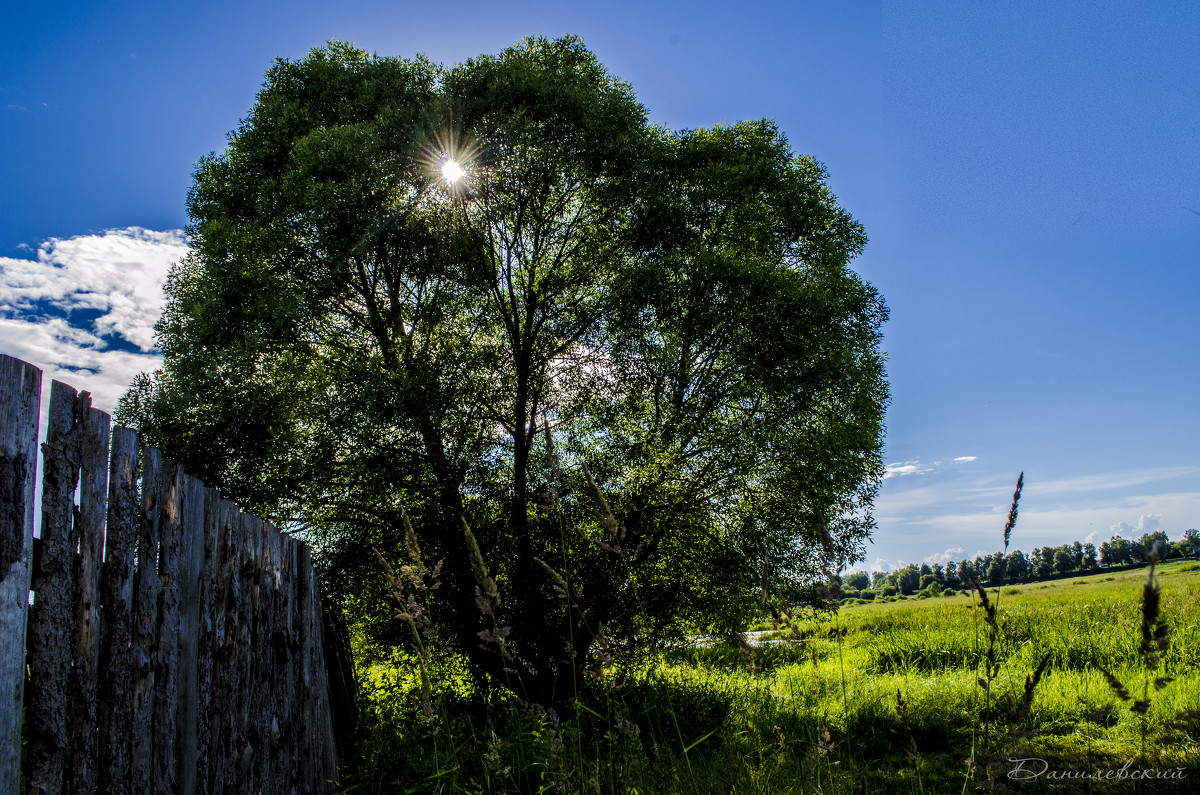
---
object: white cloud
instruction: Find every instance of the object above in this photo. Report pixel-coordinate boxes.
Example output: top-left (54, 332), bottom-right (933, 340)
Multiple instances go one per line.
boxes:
top-left (0, 317), bottom-right (161, 413)
top-left (0, 227), bottom-right (185, 414)
top-left (953, 456), bottom-right (977, 464)
top-left (924, 546), bottom-right (965, 565)
top-left (1111, 513), bottom-right (1164, 539)
top-left (884, 459), bottom-right (937, 479)
top-left (0, 227), bottom-right (186, 353)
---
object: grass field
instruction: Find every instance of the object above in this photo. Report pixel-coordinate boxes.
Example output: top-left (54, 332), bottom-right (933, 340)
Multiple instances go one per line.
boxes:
top-left (344, 560), bottom-right (1200, 793)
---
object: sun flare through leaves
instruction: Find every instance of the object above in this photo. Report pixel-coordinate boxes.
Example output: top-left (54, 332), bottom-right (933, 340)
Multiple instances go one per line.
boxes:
top-left (441, 158), bottom-right (464, 183)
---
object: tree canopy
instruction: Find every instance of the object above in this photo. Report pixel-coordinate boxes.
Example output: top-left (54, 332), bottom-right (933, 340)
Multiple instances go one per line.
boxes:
top-left (120, 36), bottom-right (889, 702)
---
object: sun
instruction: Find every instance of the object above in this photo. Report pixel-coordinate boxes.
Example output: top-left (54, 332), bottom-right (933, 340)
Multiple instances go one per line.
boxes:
top-left (419, 130), bottom-right (481, 193)
top-left (441, 158), bottom-right (465, 183)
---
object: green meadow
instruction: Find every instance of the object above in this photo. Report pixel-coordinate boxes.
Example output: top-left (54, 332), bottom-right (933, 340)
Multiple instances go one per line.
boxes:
top-left (344, 561), bottom-right (1200, 793)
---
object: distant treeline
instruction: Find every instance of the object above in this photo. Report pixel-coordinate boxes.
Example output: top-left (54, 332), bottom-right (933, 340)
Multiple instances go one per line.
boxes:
top-left (841, 529), bottom-right (1199, 599)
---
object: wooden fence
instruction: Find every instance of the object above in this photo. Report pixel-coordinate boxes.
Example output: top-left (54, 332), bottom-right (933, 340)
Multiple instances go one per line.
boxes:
top-left (0, 354), bottom-right (340, 794)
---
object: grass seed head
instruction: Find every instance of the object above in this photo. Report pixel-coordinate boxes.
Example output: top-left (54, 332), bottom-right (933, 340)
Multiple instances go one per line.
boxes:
top-left (533, 556), bottom-right (570, 599)
top-left (1002, 472), bottom-right (1023, 552)
top-left (399, 506), bottom-right (424, 572)
top-left (462, 517), bottom-right (500, 612)
top-left (1139, 560), bottom-right (1169, 668)
top-left (581, 462), bottom-right (621, 540)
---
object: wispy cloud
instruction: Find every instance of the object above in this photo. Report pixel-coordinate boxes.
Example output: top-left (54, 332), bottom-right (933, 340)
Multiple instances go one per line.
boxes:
top-left (884, 459), bottom-right (936, 479)
top-left (1037, 467), bottom-right (1200, 495)
top-left (870, 459), bottom-right (1200, 569)
top-left (884, 455), bottom-right (978, 479)
top-left (0, 227), bottom-right (185, 412)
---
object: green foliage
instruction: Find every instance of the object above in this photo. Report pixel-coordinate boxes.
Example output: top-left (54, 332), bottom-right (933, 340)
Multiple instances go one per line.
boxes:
top-left (119, 36), bottom-right (888, 701)
top-left (344, 561), bottom-right (1200, 793)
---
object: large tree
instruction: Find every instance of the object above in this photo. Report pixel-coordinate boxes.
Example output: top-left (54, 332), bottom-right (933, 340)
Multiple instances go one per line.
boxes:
top-left (120, 37), bottom-right (888, 702)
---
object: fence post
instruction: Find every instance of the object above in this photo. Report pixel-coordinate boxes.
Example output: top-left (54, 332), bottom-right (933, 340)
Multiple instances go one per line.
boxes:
top-left (0, 355), bottom-right (42, 794)
top-left (209, 498), bottom-right (240, 795)
top-left (130, 447), bottom-right (162, 792)
top-left (177, 474), bottom-right (207, 795)
top-left (197, 485), bottom-right (223, 793)
top-left (275, 533), bottom-right (298, 795)
top-left (70, 405), bottom-right (110, 794)
top-left (153, 460), bottom-right (185, 793)
top-left (27, 381), bottom-right (90, 795)
top-left (97, 426), bottom-right (140, 792)
top-left (1, 356), bottom-right (348, 795)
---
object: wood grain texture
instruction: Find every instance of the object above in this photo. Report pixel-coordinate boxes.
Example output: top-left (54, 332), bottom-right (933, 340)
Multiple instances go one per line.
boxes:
top-left (26, 382), bottom-right (89, 795)
top-left (152, 460), bottom-right (185, 793)
top-left (0, 355), bottom-right (41, 794)
top-left (69, 406), bottom-right (110, 794)
top-left (196, 486), bottom-right (223, 795)
top-left (97, 425), bottom-right (140, 793)
top-left (177, 474), bottom-right (206, 795)
top-left (130, 446), bottom-right (162, 792)
top-left (1, 360), bottom-right (342, 794)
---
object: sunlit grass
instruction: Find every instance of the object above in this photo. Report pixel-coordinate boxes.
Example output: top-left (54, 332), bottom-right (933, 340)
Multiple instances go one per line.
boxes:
top-left (344, 560), bottom-right (1200, 793)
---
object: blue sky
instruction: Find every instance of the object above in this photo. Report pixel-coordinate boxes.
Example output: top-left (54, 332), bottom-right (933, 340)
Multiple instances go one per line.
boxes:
top-left (2, 0), bottom-right (1197, 570)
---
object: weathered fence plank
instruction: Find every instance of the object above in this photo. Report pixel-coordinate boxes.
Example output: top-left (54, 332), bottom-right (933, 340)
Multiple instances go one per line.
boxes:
top-left (3, 356), bottom-right (342, 795)
top-left (233, 511), bottom-right (260, 787)
top-left (177, 474), bottom-right (207, 795)
top-left (251, 520), bottom-right (275, 791)
top-left (70, 405), bottom-right (110, 794)
top-left (27, 382), bottom-right (89, 795)
top-left (274, 533), bottom-right (298, 795)
top-left (209, 498), bottom-right (240, 795)
top-left (0, 355), bottom-right (41, 794)
top-left (196, 486), bottom-right (223, 794)
top-left (97, 425), bottom-right (140, 792)
top-left (130, 446), bottom-right (162, 792)
top-left (297, 542), bottom-right (338, 792)
top-left (153, 460), bottom-right (185, 793)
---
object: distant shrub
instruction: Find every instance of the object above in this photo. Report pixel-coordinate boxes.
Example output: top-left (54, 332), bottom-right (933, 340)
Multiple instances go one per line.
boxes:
top-left (880, 585), bottom-right (898, 597)
top-left (1003, 588), bottom-right (1021, 595)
